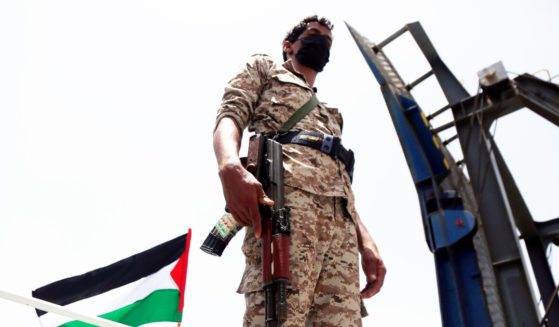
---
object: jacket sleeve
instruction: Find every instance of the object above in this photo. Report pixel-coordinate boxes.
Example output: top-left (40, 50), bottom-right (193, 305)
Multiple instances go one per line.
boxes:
top-left (215, 54), bottom-right (273, 132)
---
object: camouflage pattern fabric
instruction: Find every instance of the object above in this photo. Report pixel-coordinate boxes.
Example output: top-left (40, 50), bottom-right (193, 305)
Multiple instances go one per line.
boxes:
top-left (216, 54), bottom-right (362, 325)
top-left (215, 54), bottom-right (354, 198)
top-left (240, 186), bottom-right (361, 326)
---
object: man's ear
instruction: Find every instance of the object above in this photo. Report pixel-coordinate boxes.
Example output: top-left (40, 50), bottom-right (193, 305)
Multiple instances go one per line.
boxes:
top-left (282, 40), bottom-right (294, 57)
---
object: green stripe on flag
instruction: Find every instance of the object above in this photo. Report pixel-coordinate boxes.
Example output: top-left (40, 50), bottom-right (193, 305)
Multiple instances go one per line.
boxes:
top-left (60, 289), bottom-right (181, 327)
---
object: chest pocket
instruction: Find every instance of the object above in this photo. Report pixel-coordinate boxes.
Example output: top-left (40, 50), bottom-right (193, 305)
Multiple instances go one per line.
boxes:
top-left (252, 72), bottom-right (313, 133)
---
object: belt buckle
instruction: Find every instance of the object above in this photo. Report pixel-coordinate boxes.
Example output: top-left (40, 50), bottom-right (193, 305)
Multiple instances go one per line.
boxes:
top-left (321, 134), bottom-right (334, 155)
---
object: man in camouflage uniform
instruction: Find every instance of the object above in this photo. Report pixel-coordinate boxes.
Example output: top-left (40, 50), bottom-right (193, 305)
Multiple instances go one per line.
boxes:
top-left (213, 16), bottom-right (386, 326)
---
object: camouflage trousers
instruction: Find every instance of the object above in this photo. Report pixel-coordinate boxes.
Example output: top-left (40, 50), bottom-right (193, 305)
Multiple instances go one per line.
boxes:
top-left (238, 186), bottom-right (362, 326)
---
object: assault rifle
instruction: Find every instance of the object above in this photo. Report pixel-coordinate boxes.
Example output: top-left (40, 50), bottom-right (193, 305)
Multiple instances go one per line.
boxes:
top-left (201, 134), bottom-right (291, 326)
top-left (262, 136), bottom-right (290, 326)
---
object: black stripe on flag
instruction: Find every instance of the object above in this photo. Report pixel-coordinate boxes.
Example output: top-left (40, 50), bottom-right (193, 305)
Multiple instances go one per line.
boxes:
top-left (32, 233), bottom-right (187, 316)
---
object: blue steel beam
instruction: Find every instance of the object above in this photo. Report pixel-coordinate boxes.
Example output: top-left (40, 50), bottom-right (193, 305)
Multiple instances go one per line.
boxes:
top-left (346, 22), bottom-right (492, 327)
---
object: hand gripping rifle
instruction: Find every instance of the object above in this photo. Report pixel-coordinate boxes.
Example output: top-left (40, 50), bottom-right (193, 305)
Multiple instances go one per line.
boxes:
top-left (200, 134), bottom-right (266, 256)
top-left (200, 134), bottom-right (291, 326)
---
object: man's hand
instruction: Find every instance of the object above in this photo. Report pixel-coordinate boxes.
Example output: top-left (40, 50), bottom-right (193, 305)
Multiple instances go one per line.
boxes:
top-left (218, 161), bottom-right (274, 239)
top-left (214, 117), bottom-right (274, 239)
top-left (360, 243), bottom-right (386, 298)
top-left (353, 211), bottom-right (386, 298)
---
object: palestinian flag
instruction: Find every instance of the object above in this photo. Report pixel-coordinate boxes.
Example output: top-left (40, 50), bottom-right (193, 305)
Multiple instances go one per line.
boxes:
top-left (32, 230), bottom-right (192, 327)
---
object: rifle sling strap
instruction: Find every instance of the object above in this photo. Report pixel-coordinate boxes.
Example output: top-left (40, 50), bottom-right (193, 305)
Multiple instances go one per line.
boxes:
top-left (278, 95), bottom-right (319, 133)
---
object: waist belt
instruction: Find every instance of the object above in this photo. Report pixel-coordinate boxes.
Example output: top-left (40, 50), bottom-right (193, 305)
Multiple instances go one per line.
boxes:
top-left (273, 130), bottom-right (355, 181)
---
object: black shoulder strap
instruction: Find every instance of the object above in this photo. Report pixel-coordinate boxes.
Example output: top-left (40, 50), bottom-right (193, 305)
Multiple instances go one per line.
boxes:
top-left (278, 95), bottom-right (319, 133)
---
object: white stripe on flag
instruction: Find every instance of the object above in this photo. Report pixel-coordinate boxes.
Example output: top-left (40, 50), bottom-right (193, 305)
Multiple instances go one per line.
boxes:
top-left (39, 261), bottom-right (178, 326)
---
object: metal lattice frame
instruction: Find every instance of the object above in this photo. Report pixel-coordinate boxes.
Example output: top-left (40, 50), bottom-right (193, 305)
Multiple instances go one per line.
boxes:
top-left (347, 21), bottom-right (559, 327)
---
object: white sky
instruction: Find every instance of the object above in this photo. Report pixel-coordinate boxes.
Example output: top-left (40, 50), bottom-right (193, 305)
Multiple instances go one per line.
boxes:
top-left (1, 0), bottom-right (558, 326)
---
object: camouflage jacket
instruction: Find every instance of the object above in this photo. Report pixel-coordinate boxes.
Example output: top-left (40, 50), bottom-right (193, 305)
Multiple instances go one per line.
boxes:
top-left (215, 54), bottom-right (357, 218)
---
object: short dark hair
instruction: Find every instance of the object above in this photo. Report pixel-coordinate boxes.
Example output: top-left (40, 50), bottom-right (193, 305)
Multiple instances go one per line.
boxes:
top-left (282, 15), bottom-right (334, 61)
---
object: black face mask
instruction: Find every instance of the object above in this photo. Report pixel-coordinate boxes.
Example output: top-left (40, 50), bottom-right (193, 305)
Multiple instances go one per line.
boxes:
top-left (295, 34), bottom-right (330, 72)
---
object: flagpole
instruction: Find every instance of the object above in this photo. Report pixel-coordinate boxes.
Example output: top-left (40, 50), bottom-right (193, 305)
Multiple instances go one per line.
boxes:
top-left (0, 289), bottom-right (128, 327)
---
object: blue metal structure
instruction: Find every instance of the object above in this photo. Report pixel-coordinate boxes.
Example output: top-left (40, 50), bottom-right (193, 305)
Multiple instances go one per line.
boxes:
top-left (346, 22), bottom-right (559, 327)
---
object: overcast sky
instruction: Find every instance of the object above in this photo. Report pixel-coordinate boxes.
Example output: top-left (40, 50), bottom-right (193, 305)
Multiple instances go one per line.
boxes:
top-left (1, 0), bottom-right (558, 326)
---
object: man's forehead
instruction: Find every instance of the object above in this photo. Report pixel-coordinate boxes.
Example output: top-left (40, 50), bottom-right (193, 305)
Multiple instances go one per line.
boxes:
top-left (305, 21), bottom-right (332, 36)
